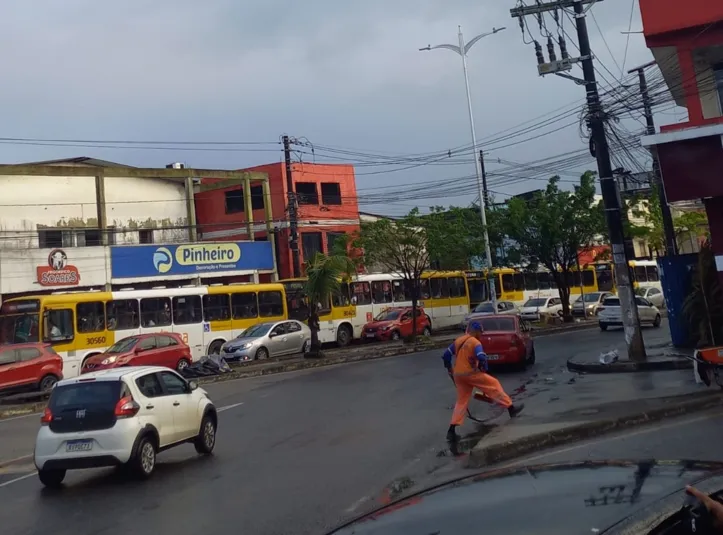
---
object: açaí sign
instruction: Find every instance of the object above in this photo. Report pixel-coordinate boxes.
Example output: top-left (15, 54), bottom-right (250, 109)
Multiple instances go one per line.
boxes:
top-left (36, 249), bottom-right (80, 287)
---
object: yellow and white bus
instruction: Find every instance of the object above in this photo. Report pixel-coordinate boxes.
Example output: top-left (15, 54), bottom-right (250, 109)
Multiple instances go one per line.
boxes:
top-left (0, 283), bottom-right (287, 379)
top-left (280, 271), bottom-right (470, 343)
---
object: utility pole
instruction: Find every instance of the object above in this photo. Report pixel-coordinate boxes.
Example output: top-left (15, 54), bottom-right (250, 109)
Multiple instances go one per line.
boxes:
top-left (419, 26), bottom-right (505, 310)
top-left (628, 61), bottom-right (678, 256)
top-left (479, 150), bottom-right (490, 206)
top-left (510, 0), bottom-right (646, 360)
top-left (283, 135), bottom-right (301, 278)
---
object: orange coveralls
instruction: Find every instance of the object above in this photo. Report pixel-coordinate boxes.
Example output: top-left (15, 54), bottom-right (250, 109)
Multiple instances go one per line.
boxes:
top-left (445, 334), bottom-right (512, 426)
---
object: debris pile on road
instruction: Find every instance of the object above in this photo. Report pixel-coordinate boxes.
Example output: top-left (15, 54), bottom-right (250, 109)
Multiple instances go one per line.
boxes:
top-left (180, 354), bottom-right (232, 378)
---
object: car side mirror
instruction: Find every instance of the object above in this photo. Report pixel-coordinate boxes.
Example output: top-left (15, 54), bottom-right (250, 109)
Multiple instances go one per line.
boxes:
top-left (269, 332), bottom-right (277, 338)
top-left (189, 381), bottom-right (198, 391)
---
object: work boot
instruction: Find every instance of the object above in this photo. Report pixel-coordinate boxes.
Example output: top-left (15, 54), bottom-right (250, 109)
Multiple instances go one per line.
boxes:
top-left (508, 404), bottom-right (525, 418)
top-left (446, 425), bottom-right (460, 442)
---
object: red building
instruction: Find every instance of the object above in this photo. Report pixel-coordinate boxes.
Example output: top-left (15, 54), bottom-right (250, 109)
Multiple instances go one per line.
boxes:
top-left (195, 162), bottom-right (360, 279)
top-left (638, 0), bottom-right (723, 282)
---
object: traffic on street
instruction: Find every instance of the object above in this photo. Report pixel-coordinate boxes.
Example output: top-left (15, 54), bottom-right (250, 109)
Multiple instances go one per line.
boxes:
top-left (0, 321), bottom-right (693, 535)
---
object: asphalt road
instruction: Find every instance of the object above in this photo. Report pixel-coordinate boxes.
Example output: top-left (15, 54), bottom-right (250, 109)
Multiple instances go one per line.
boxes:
top-left (0, 322), bottom-right (674, 535)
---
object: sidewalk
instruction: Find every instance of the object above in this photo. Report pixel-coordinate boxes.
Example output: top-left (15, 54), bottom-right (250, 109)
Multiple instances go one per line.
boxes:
top-left (467, 362), bottom-right (720, 467)
top-left (567, 339), bottom-right (695, 373)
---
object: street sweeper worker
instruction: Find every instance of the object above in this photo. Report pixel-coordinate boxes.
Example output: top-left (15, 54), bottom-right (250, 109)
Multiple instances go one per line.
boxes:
top-left (442, 321), bottom-right (524, 442)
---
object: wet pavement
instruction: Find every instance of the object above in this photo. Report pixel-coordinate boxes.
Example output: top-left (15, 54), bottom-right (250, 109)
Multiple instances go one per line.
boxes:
top-left (0, 321), bottom-right (675, 535)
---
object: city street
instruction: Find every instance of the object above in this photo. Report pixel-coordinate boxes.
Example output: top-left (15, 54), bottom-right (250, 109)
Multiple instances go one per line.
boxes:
top-left (0, 323), bottom-right (680, 535)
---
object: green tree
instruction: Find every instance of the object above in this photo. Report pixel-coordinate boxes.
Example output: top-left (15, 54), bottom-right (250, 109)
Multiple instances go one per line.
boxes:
top-left (628, 187), bottom-right (709, 255)
top-left (500, 171), bottom-right (605, 320)
top-left (353, 209), bottom-right (430, 339)
top-left (425, 206), bottom-right (488, 270)
top-left (304, 253), bottom-right (356, 357)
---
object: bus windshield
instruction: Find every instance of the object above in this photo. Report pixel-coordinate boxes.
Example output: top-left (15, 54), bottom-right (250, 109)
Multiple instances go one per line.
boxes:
top-left (468, 279), bottom-right (489, 305)
top-left (282, 282), bottom-right (310, 321)
top-left (0, 300), bottom-right (41, 344)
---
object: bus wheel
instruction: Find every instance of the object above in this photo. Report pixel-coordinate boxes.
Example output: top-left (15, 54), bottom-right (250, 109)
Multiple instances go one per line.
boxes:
top-left (208, 340), bottom-right (224, 356)
top-left (336, 325), bottom-right (352, 347)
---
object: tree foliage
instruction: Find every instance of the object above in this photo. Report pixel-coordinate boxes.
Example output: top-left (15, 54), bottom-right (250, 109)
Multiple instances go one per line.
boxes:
top-left (353, 209), bottom-right (431, 338)
top-left (425, 206), bottom-right (488, 270)
top-left (304, 253), bottom-right (356, 356)
top-left (499, 171), bottom-right (605, 318)
top-left (628, 187), bottom-right (709, 255)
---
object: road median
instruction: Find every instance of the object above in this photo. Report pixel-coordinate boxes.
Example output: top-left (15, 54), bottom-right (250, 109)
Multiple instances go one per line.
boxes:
top-left (467, 367), bottom-right (718, 468)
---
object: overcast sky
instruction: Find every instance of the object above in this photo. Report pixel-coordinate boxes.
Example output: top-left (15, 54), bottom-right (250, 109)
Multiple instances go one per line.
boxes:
top-left (0, 0), bottom-right (683, 215)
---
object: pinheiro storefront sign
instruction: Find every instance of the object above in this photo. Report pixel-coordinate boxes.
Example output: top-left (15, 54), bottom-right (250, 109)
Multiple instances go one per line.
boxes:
top-left (110, 242), bottom-right (275, 279)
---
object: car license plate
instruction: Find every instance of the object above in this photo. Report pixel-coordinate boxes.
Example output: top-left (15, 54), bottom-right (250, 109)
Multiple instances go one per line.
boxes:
top-left (66, 439), bottom-right (93, 452)
top-left (487, 355), bottom-right (500, 361)
top-left (366, 333), bottom-right (376, 338)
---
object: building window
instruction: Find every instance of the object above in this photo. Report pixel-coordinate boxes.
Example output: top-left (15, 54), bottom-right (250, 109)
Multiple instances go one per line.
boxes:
top-left (139, 229), bottom-right (154, 244)
top-left (250, 185), bottom-right (265, 210)
top-left (38, 229), bottom-right (73, 249)
top-left (326, 232), bottom-right (345, 253)
top-left (225, 188), bottom-right (245, 214)
top-left (321, 183), bottom-right (342, 205)
top-left (296, 182), bottom-right (318, 205)
top-left (77, 229), bottom-right (102, 247)
top-left (302, 232), bottom-right (323, 263)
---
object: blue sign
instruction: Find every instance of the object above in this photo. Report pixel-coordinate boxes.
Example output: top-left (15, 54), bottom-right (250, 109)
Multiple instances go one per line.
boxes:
top-left (111, 242), bottom-right (275, 279)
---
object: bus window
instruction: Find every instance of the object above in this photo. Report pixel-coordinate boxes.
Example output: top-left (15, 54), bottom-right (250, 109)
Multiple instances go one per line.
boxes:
top-left (513, 274), bottom-right (524, 292)
top-left (350, 282), bottom-right (372, 306)
top-left (77, 302), bottom-right (106, 333)
top-left (502, 274), bottom-right (514, 293)
top-left (448, 277), bottom-right (466, 298)
top-left (634, 266), bottom-right (648, 282)
top-left (106, 300), bottom-right (139, 331)
top-left (203, 294), bottom-right (231, 322)
top-left (566, 271), bottom-right (581, 287)
top-left (140, 297), bottom-right (172, 327)
top-left (597, 268), bottom-right (614, 292)
top-left (392, 280), bottom-right (407, 302)
top-left (550, 274), bottom-right (558, 289)
top-left (44, 309), bottom-right (74, 342)
top-left (0, 305), bottom-right (40, 344)
top-left (523, 273), bottom-right (538, 291)
top-left (403, 279), bottom-right (416, 301)
top-left (372, 281), bottom-right (393, 304)
top-left (647, 266), bottom-right (659, 282)
top-left (332, 283), bottom-right (351, 308)
top-left (493, 276), bottom-right (502, 299)
top-left (430, 278), bottom-right (449, 299)
top-left (232, 292), bottom-right (258, 319)
top-left (468, 279), bottom-right (488, 304)
top-left (259, 291), bottom-right (284, 317)
top-left (172, 295), bottom-right (202, 325)
top-left (538, 272), bottom-right (551, 290)
top-left (582, 270), bottom-right (595, 287)
top-left (420, 279), bottom-right (431, 300)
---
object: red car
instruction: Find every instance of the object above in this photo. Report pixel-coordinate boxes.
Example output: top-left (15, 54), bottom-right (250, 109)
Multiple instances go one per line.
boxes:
top-left (475, 315), bottom-right (535, 369)
top-left (81, 332), bottom-right (192, 374)
top-left (363, 307), bottom-right (432, 341)
top-left (0, 343), bottom-right (63, 394)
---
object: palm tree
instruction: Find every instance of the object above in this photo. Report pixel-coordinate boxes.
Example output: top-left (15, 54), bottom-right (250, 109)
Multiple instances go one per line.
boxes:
top-left (304, 252), bottom-right (356, 357)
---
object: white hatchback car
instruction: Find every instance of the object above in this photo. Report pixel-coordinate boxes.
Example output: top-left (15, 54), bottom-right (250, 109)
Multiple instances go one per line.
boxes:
top-left (598, 295), bottom-right (662, 331)
top-left (34, 366), bottom-right (217, 488)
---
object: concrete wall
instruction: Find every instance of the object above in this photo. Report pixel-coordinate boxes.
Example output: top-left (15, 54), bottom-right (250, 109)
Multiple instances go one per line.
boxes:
top-left (0, 174), bottom-right (189, 249)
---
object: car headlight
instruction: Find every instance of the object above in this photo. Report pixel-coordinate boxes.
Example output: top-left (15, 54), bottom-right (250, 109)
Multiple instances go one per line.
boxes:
top-left (240, 343), bottom-right (252, 349)
top-left (381, 325), bottom-right (391, 331)
top-left (101, 356), bottom-right (118, 365)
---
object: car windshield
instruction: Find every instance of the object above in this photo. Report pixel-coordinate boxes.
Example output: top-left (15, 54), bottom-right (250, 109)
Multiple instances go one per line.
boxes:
top-left (524, 298), bottom-right (547, 307)
top-left (375, 310), bottom-right (401, 321)
top-left (583, 293), bottom-right (602, 302)
top-left (602, 298), bottom-right (621, 306)
top-left (479, 317), bottom-right (516, 332)
top-left (473, 303), bottom-right (495, 313)
top-left (239, 323), bottom-right (274, 338)
top-left (105, 337), bottom-right (139, 354)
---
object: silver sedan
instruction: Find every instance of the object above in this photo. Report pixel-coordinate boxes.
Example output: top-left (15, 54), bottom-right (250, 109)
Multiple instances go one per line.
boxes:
top-left (220, 320), bottom-right (311, 361)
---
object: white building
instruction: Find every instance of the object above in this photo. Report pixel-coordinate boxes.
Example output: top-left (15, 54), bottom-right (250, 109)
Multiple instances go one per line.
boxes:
top-left (0, 157), bottom-right (189, 249)
top-left (0, 159), bottom-right (277, 298)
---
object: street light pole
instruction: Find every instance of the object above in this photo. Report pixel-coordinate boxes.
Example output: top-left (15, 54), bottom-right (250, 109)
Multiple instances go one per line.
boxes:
top-left (420, 26), bottom-right (506, 309)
